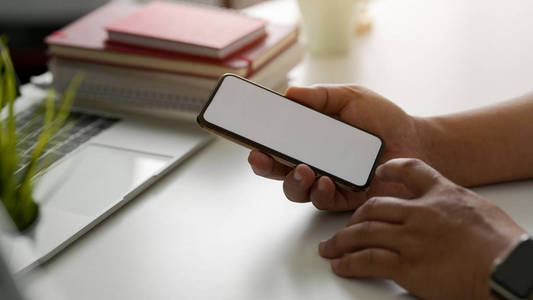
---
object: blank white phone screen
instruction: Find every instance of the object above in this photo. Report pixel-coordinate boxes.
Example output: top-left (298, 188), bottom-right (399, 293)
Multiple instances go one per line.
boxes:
top-left (203, 76), bottom-right (383, 187)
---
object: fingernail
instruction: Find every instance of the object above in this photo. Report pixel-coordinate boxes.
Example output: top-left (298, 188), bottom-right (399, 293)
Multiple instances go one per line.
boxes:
top-left (331, 258), bottom-right (341, 269)
top-left (375, 165), bottom-right (383, 177)
top-left (253, 167), bottom-right (267, 176)
top-left (319, 241), bottom-right (326, 253)
top-left (318, 177), bottom-right (327, 192)
top-left (294, 167), bottom-right (303, 181)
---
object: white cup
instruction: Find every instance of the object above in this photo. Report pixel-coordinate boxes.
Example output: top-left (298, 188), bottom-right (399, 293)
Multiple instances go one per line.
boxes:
top-left (297, 0), bottom-right (358, 56)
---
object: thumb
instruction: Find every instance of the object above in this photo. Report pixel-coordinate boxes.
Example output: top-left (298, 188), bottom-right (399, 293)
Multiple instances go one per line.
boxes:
top-left (375, 158), bottom-right (444, 197)
top-left (284, 85), bottom-right (353, 116)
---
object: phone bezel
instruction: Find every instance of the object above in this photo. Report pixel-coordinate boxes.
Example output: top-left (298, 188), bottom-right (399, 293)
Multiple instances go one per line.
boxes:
top-left (197, 74), bottom-right (384, 191)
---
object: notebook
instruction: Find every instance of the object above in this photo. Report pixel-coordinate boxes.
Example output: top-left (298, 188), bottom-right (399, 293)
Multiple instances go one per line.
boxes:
top-left (45, 2), bottom-right (299, 78)
top-left (47, 42), bottom-right (304, 115)
top-left (105, 1), bottom-right (267, 59)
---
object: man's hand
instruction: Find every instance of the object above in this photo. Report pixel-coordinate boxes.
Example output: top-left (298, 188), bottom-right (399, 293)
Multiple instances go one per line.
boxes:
top-left (318, 158), bottom-right (527, 300)
top-left (248, 85), bottom-right (429, 211)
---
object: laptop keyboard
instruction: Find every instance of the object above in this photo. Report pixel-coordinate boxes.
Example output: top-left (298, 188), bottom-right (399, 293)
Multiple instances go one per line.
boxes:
top-left (14, 105), bottom-right (119, 179)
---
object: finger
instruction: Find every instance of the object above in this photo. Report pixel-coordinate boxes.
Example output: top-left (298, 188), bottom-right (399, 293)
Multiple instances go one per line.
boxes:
top-left (319, 221), bottom-right (403, 259)
top-left (366, 177), bottom-right (415, 199)
top-left (375, 158), bottom-right (443, 197)
top-left (285, 85), bottom-right (354, 116)
top-left (285, 85), bottom-right (387, 135)
top-left (248, 150), bottom-right (291, 180)
top-left (310, 176), bottom-right (367, 211)
top-left (282, 164), bottom-right (316, 203)
top-left (347, 196), bottom-right (412, 226)
top-left (309, 176), bottom-right (335, 209)
top-left (330, 248), bottom-right (402, 280)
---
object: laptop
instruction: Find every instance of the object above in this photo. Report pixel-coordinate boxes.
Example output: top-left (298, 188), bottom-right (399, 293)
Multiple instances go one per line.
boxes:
top-left (0, 207), bottom-right (27, 300)
top-left (0, 251), bottom-right (24, 300)
top-left (0, 205), bottom-right (66, 300)
top-left (0, 83), bottom-right (212, 273)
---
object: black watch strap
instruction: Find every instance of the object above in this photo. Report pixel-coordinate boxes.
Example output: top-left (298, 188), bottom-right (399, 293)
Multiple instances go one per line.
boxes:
top-left (490, 234), bottom-right (533, 300)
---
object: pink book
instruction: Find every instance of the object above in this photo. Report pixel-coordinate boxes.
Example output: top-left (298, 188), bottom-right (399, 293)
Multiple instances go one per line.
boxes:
top-left (105, 1), bottom-right (267, 60)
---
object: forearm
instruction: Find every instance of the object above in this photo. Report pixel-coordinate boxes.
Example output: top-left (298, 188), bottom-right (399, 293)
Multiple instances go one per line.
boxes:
top-left (418, 92), bottom-right (533, 187)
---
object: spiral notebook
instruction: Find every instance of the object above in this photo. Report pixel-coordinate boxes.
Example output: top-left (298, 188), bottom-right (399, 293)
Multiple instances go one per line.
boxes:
top-left (48, 42), bottom-right (303, 115)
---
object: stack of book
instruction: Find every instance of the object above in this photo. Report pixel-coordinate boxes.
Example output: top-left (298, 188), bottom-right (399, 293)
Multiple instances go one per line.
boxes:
top-left (45, 1), bottom-right (302, 115)
top-left (182, 0), bottom-right (267, 9)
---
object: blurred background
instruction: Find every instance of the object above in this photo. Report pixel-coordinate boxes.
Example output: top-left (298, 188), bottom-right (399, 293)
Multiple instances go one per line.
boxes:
top-left (0, 0), bottom-right (268, 83)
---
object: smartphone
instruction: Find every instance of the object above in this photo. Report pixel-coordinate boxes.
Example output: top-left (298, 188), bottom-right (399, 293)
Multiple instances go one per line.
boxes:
top-left (197, 74), bottom-right (384, 191)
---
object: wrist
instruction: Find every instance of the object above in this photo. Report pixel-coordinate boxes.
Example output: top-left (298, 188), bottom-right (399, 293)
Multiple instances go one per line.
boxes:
top-left (412, 116), bottom-right (448, 174)
top-left (412, 115), bottom-right (474, 185)
top-left (490, 233), bottom-right (533, 300)
top-left (478, 231), bottom-right (526, 300)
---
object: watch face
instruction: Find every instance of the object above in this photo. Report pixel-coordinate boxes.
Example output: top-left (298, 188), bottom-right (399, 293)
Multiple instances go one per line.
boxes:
top-left (492, 238), bottom-right (533, 298)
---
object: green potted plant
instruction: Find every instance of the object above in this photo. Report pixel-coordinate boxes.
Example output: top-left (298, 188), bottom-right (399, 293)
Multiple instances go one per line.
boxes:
top-left (0, 36), bottom-right (82, 231)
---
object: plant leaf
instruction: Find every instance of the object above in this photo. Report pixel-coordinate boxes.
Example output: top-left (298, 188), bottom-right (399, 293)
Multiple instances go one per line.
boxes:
top-left (0, 36), bottom-right (82, 231)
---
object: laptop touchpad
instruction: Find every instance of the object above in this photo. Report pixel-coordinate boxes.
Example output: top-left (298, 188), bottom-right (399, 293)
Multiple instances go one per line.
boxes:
top-left (34, 144), bottom-right (171, 217)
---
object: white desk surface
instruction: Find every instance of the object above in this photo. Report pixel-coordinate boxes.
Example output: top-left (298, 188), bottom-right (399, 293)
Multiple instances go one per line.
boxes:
top-left (20, 0), bottom-right (533, 299)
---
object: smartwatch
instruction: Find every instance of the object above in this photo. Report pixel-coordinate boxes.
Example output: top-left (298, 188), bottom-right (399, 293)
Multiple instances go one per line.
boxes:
top-left (490, 234), bottom-right (533, 300)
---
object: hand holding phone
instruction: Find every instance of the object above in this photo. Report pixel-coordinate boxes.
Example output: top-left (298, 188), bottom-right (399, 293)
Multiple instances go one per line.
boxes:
top-left (197, 74), bottom-right (384, 191)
